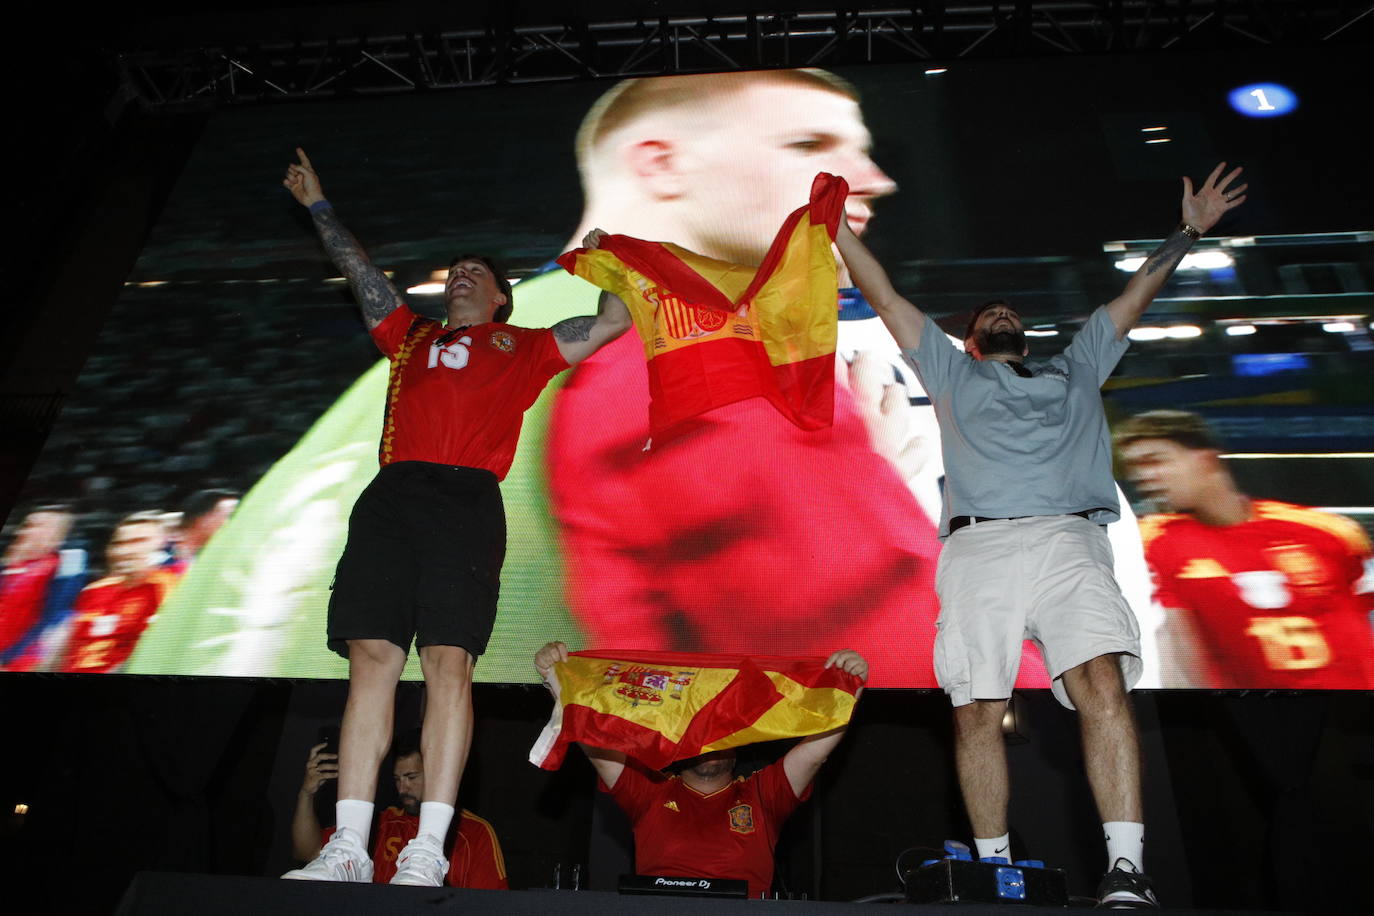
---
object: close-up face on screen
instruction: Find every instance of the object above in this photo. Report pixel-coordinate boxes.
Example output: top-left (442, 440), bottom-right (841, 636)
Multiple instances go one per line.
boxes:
top-left (2, 50), bottom-right (1370, 688)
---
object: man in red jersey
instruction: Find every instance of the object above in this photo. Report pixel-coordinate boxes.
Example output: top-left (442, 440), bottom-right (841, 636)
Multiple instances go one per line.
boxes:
top-left (0, 504), bottom-right (85, 669)
top-left (292, 732), bottom-right (507, 889)
top-left (534, 641), bottom-right (867, 898)
top-left (281, 149), bottom-right (631, 886)
top-left (1116, 410), bottom-right (1374, 688)
top-left (55, 512), bottom-right (179, 673)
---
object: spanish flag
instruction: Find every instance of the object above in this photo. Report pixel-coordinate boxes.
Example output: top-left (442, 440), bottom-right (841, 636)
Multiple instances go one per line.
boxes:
top-left (557, 173), bottom-right (848, 440)
top-left (529, 650), bottom-right (861, 771)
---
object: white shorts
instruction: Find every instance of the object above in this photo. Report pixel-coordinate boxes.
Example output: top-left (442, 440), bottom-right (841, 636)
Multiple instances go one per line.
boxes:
top-left (934, 513), bottom-right (1142, 709)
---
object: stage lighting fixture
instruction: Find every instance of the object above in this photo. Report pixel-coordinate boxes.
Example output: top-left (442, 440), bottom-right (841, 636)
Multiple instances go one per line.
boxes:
top-left (1184, 251), bottom-right (1234, 270)
top-left (1128, 325), bottom-right (1202, 342)
top-left (1114, 251), bottom-right (1233, 272)
top-left (408, 269), bottom-right (522, 296)
top-left (1224, 452), bottom-right (1374, 460)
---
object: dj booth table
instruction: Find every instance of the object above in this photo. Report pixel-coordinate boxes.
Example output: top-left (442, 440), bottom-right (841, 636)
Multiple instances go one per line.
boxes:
top-left (113, 872), bottom-right (1292, 916)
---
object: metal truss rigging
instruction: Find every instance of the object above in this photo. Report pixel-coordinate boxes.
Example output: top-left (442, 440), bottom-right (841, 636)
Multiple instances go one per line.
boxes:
top-left (116, 2), bottom-right (1374, 110)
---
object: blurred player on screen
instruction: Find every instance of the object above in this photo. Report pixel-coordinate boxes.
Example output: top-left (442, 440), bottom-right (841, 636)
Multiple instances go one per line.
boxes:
top-left (167, 488), bottom-right (240, 572)
top-left (545, 72), bottom-right (950, 687)
top-left (1116, 410), bottom-right (1374, 688)
top-left (0, 504), bottom-right (86, 670)
top-left (55, 512), bottom-right (179, 673)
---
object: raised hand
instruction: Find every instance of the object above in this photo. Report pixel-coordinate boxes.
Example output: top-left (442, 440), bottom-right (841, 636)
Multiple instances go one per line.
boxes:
top-left (534, 641), bottom-right (571, 697)
top-left (285, 149), bottom-right (405, 329)
top-left (283, 147), bottom-right (326, 208)
top-left (1182, 162), bottom-right (1247, 234)
top-left (1106, 162), bottom-right (1248, 335)
top-left (582, 228), bottom-right (609, 250)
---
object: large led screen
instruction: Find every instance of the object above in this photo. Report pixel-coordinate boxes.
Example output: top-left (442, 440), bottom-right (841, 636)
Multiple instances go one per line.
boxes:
top-left (2, 49), bottom-right (1371, 687)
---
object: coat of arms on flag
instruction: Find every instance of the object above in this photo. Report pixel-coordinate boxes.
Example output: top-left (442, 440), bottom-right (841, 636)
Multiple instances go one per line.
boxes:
top-left (529, 649), bottom-right (862, 771)
top-left (602, 662), bottom-right (696, 706)
top-left (557, 172), bottom-right (849, 441)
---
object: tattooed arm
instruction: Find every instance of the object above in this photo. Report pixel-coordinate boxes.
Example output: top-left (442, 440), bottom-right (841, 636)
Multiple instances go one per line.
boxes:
top-left (1105, 161), bottom-right (1247, 338)
top-left (551, 290), bottom-right (632, 366)
top-left (283, 148), bottom-right (406, 330)
top-left (550, 229), bottom-right (634, 365)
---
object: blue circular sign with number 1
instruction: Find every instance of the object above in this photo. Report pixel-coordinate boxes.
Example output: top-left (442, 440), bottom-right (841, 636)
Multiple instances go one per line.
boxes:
top-left (1229, 82), bottom-right (1298, 118)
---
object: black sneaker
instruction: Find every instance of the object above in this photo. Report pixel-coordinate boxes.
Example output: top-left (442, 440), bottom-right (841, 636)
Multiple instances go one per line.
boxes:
top-left (1096, 859), bottom-right (1159, 909)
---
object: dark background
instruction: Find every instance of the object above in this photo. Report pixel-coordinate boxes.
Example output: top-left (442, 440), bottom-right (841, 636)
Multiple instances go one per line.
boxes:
top-left (2, 678), bottom-right (1370, 913)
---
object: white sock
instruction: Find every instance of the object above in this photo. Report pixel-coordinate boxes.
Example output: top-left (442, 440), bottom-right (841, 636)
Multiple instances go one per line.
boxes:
top-left (335, 799), bottom-right (374, 844)
top-left (974, 833), bottom-right (1011, 861)
top-left (1103, 821), bottom-right (1144, 873)
top-left (418, 801), bottom-right (455, 843)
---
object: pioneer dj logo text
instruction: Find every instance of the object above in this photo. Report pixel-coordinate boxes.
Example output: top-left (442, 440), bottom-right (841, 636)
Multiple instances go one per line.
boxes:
top-left (654, 877), bottom-right (711, 889)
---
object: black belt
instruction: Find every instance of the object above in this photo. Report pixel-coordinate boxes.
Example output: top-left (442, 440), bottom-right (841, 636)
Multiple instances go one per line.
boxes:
top-left (948, 510), bottom-right (1094, 534)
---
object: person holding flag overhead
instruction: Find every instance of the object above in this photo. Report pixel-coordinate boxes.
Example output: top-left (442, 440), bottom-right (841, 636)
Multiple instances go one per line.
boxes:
top-left (558, 172), bottom-right (849, 443)
top-left (532, 641), bottom-right (867, 899)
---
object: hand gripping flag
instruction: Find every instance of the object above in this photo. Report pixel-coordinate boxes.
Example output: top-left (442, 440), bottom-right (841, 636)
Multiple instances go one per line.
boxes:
top-left (529, 650), bottom-right (862, 771)
top-left (556, 172), bottom-right (848, 441)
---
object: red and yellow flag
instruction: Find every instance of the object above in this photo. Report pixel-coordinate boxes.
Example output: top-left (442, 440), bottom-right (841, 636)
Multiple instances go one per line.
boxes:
top-left (556, 173), bottom-right (848, 440)
top-left (529, 649), bottom-right (861, 771)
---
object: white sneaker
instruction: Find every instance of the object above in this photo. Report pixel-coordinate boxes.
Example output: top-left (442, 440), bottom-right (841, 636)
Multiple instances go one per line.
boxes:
top-left (282, 827), bottom-right (374, 882)
top-left (390, 833), bottom-right (448, 886)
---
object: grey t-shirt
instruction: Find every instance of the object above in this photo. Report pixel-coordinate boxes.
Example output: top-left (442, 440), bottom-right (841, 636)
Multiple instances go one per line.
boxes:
top-left (902, 305), bottom-right (1130, 538)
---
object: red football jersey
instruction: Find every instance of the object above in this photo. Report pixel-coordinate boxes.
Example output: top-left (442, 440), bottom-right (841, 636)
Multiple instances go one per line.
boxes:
top-left (58, 570), bottom-right (180, 673)
top-left (1141, 500), bottom-right (1374, 688)
top-left (607, 759), bottom-right (809, 898)
top-left (371, 305), bottom-right (568, 478)
top-left (0, 554), bottom-right (59, 654)
top-left (324, 807), bottom-right (508, 888)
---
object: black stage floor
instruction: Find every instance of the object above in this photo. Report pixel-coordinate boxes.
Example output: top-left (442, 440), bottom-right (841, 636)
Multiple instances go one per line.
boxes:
top-left (113, 872), bottom-right (1295, 915)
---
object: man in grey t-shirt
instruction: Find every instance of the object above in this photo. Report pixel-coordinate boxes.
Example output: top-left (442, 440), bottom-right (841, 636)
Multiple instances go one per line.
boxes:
top-left (836, 163), bottom-right (1247, 909)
